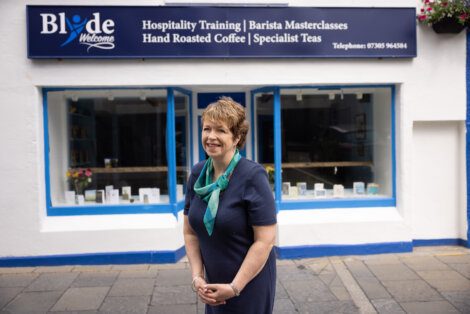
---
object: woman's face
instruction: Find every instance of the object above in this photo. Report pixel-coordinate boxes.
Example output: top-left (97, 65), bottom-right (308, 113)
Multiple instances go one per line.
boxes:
top-left (202, 119), bottom-right (239, 161)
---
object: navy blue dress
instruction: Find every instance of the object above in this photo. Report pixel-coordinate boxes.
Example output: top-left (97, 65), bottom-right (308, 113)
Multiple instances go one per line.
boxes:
top-left (184, 158), bottom-right (277, 314)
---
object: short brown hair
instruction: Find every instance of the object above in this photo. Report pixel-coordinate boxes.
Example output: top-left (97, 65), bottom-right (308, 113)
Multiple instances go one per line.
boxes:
top-left (201, 97), bottom-right (249, 149)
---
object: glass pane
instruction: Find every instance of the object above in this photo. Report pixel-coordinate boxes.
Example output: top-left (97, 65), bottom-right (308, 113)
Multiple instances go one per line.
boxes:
top-left (279, 88), bottom-right (392, 199)
top-left (48, 89), bottom-right (169, 206)
top-left (174, 91), bottom-right (190, 201)
top-left (254, 92), bottom-right (275, 189)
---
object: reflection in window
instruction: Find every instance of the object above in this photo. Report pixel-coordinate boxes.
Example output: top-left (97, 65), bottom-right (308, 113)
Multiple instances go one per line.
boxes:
top-left (256, 88), bottom-right (392, 200)
top-left (48, 90), bottom-right (174, 206)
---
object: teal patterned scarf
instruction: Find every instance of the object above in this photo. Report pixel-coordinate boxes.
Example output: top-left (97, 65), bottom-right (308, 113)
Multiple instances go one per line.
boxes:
top-left (193, 149), bottom-right (241, 236)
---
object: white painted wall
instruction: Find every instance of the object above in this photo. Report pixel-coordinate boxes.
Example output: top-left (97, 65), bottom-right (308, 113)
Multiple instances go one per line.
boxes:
top-left (412, 122), bottom-right (467, 240)
top-left (0, 0), bottom-right (467, 259)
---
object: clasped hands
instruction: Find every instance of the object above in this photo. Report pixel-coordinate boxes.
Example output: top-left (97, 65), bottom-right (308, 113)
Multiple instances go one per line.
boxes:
top-left (193, 277), bottom-right (236, 306)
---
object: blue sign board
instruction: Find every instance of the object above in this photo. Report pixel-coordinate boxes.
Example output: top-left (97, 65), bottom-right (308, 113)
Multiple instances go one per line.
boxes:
top-left (27, 6), bottom-right (416, 59)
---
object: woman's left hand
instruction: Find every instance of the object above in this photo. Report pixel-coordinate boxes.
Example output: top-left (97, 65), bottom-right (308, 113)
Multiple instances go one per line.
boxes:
top-left (201, 283), bottom-right (236, 304)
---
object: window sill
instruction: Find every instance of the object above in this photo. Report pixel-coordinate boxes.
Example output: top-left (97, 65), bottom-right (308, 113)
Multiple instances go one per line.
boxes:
top-left (47, 200), bottom-right (185, 216)
top-left (279, 197), bottom-right (395, 210)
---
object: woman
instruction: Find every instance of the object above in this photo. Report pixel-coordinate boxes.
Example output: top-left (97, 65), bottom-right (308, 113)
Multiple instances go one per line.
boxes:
top-left (183, 97), bottom-right (277, 314)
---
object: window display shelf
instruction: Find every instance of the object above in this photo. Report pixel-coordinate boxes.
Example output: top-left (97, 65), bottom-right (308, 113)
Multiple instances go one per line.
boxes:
top-left (76, 166), bottom-right (187, 174)
top-left (263, 161), bottom-right (373, 169)
top-left (56, 194), bottom-right (171, 207)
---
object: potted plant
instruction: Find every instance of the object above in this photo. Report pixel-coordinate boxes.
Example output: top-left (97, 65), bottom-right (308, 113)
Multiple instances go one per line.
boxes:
top-left (67, 168), bottom-right (92, 195)
top-left (417, 0), bottom-right (470, 34)
top-left (264, 165), bottom-right (275, 189)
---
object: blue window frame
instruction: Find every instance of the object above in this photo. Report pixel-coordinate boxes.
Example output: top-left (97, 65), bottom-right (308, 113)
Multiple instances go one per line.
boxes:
top-left (43, 87), bottom-right (192, 217)
top-left (251, 85), bottom-right (396, 211)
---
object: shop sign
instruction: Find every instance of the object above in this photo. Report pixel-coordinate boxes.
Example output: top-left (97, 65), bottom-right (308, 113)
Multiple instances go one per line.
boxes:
top-left (27, 6), bottom-right (416, 59)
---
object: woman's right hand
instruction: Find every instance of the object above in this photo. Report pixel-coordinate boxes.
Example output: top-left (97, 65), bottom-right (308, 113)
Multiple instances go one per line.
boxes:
top-left (195, 277), bottom-right (226, 306)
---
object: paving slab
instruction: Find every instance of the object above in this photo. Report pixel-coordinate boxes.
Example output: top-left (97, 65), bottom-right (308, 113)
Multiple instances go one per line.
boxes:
top-left (0, 273), bottom-right (39, 288)
top-left (354, 276), bottom-right (391, 299)
top-left (371, 298), bottom-right (405, 314)
top-left (276, 265), bottom-right (316, 282)
top-left (367, 264), bottom-right (420, 281)
top-left (416, 269), bottom-right (470, 292)
top-left (331, 259), bottom-right (377, 314)
top-left (400, 256), bottom-right (451, 271)
top-left (447, 262), bottom-right (470, 279)
top-left (147, 304), bottom-right (197, 314)
top-left (275, 259), bottom-right (295, 266)
top-left (381, 280), bottom-right (443, 302)
top-left (70, 271), bottom-right (119, 287)
top-left (344, 260), bottom-right (375, 278)
top-left (282, 279), bottom-right (337, 304)
top-left (307, 261), bottom-right (329, 275)
top-left (34, 266), bottom-right (75, 273)
top-left (111, 264), bottom-right (150, 271)
top-left (0, 287), bottom-right (23, 309)
top-left (275, 281), bottom-right (289, 299)
top-left (196, 299), bottom-right (205, 314)
top-left (441, 290), bottom-right (470, 313)
top-left (293, 257), bottom-right (329, 266)
top-left (435, 254), bottom-right (470, 264)
top-left (149, 263), bottom-right (188, 271)
top-left (0, 267), bottom-right (36, 274)
top-left (399, 300), bottom-right (460, 314)
top-left (25, 272), bottom-right (79, 292)
top-left (273, 298), bottom-right (297, 314)
top-left (50, 287), bottom-right (109, 311)
top-left (416, 269), bottom-right (468, 281)
top-left (71, 265), bottom-right (113, 272)
top-left (118, 269), bottom-right (158, 279)
top-left (151, 285), bottom-right (196, 305)
top-left (360, 254), bottom-right (402, 265)
top-left (99, 295), bottom-right (150, 314)
top-left (329, 285), bottom-right (352, 301)
top-left (108, 278), bottom-right (155, 297)
top-left (3, 291), bottom-right (63, 313)
top-left (296, 300), bottom-right (359, 314)
top-left (155, 268), bottom-right (191, 286)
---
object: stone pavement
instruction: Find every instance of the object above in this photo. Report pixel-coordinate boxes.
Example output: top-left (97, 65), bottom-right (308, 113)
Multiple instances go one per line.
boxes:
top-left (0, 246), bottom-right (469, 314)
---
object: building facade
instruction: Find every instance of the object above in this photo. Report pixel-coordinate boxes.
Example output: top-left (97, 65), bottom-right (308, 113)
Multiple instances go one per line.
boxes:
top-left (0, 0), bottom-right (468, 266)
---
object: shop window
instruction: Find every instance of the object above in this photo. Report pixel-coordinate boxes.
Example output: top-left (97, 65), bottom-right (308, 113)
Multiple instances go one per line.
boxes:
top-left (255, 87), bottom-right (394, 204)
top-left (45, 88), bottom-right (190, 212)
top-left (174, 90), bottom-right (191, 200)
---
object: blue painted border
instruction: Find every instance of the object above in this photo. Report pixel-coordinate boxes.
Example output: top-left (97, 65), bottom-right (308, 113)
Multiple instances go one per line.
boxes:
top-left (43, 90), bottom-right (52, 208)
top-left (276, 242), bottom-right (413, 259)
top-left (167, 88), bottom-right (177, 216)
top-left (43, 87), bottom-right (184, 217)
top-left (2, 238), bottom-right (469, 266)
top-left (467, 30), bottom-right (470, 247)
top-left (251, 84), bottom-right (396, 211)
top-left (391, 85), bottom-right (397, 199)
top-left (280, 198), bottom-right (395, 210)
top-left (273, 87), bottom-right (282, 212)
top-left (250, 90), bottom-right (256, 160)
top-left (0, 246), bottom-right (186, 267)
top-left (413, 239), bottom-right (467, 247)
top-left (173, 87), bottom-right (193, 167)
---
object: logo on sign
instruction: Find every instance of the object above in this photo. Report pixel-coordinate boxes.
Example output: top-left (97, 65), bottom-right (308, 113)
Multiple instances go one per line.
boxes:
top-left (40, 12), bottom-right (115, 51)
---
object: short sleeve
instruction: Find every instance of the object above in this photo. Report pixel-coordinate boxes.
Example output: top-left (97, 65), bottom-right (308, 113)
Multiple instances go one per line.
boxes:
top-left (184, 173), bottom-right (197, 216)
top-left (243, 165), bottom-right (277, 226)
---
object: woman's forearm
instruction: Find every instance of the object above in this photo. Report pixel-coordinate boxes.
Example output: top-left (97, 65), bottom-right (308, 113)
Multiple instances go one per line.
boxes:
top-left (183, 217), bottom-right (204, 278)
top-left (231, 240), bottom-right (274, 292)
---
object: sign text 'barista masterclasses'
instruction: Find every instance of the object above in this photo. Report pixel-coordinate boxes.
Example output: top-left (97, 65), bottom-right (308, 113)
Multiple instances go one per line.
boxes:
top-left (142, 19), bottom-right (348, 45)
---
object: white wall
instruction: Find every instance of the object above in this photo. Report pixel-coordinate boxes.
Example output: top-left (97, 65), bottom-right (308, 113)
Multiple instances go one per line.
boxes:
top-left (0, 0), bottom-right (467, 258)
top-left (412, 121), bottom-right (467, 240)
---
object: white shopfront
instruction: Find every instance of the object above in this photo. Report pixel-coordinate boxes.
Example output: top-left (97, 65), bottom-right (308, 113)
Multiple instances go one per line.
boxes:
top-left (0, 0), bottom-right (467, 266)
